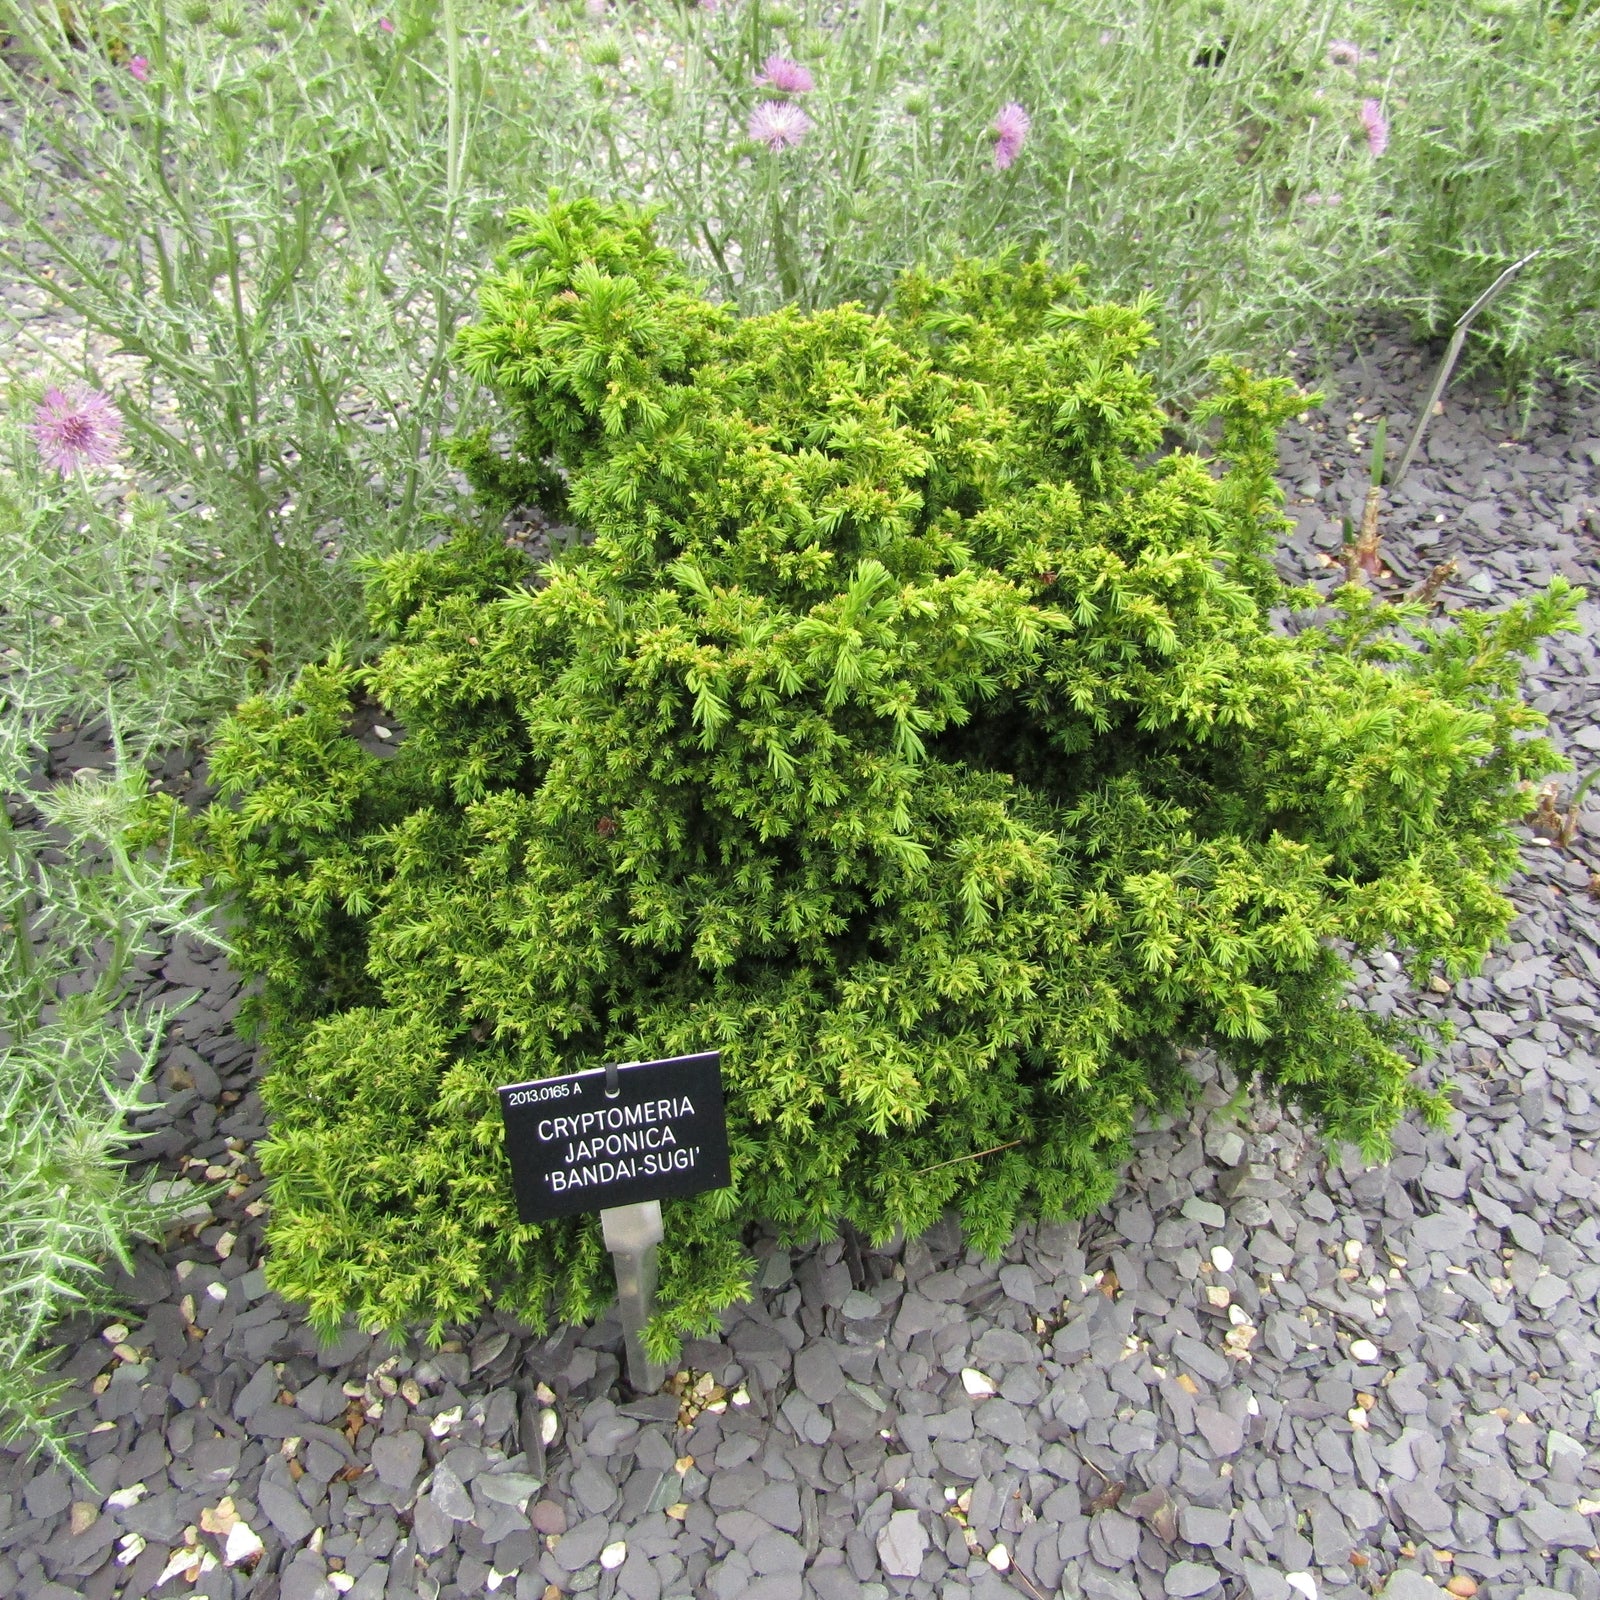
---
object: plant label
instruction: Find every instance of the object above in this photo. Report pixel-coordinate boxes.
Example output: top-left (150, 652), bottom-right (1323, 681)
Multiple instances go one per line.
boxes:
top-left (497, 1051), bottom-right (731, 1223)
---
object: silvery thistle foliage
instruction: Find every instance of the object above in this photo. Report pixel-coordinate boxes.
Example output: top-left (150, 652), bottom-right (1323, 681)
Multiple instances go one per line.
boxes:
top-left (0, 721), bottom-right (225, 1465)
top-left (171, 202), bottom-right (1576, 1357)
top-left (0, 427), bottom-right (244, 1462)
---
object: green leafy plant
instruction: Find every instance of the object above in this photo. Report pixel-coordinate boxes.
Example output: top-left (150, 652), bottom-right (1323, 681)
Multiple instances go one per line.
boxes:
top-left (1, 713), bottom-right (224, 1466)
top-left (3, 0), bottom-right (1596, 690)
top-left (0, 0), bottom-right (585, 677)
top-left (1, 399), bottom-right (257, 753)
top-left (0, 420), bottom-right (242, 1464)
top-left (170, 200), bottom-right (1576, 1355)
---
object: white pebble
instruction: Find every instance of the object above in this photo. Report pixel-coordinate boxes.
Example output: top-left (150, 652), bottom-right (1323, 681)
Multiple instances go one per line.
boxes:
top-left (961, 1368), bottom-right (998, 1397)
top-left (1349, 1339), bottom-right (1380, 1363)
top-left (1210, 1246), bottom-right (1235, 1274)
top-left (205, 1281), bottom-right (228, 1302)
top-left (539, 1407), bottom-right (560, 1445)
top-left (986, 1544), bottom-right (1011, 1572)
top-left (222, 1521), bottom-right (265, 1568)
top-left (600, 1542), bottom-right (627, 1570)
top-left (1286, 1573), bottom-right (1317, 1600)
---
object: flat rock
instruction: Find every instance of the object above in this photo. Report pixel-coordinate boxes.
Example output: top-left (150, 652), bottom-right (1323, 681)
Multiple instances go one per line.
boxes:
top-left (794, 1341), bottom-right (847, 1406)
top-left (477, 1470), bottom-right (542, 1508)
top-left (1378, 1575), bottom-right (1444, 1600)
top-left (280, 1553), bottom-right (336, 1600)
top-left (876, 1509), bottom-right (927, 1578)
top-left (1172, 1335), bottom-right (1231, 1386)
top-left (258, 1479), bottom-right (314, 1546)
top-left (23, 1471), bottom-right (71, 1521)
top-left (1180, 1506), bottom-right (1233, 1548)
top-left (412, 1495), bottom-right (453, 1555)
top-left (1392, 1480), bottom-right (1454, 1536)
top-left (750, 1531), bottom-right (806, 1574)
top-left (1517, 1502), bottom-right (1596, 1548)
top-left (971, 1327), bottom-right (1035, 1366)
top-left (1194, 1407), bottom-right (1244, 1458)
top-left (1242, 1563), bottom-right (1293, 1600)
top-left (1418, 1162), bottom-right (1467, 1198)
top-left (1091, 1509), bottom-right (1141, 1566)
top-left (1083, 1566), bottom-right (1144, 1600)
top-left (370, 1431), bottom-right (423, 1492)
top-left (553, 1514), bottom-right (612, 1572)
top-left (976, 1398), bottom-right (1030, 1447)
top-left (1166, 1563), bottom-right (1222, 1597)
top-left (431, 1458), bottom-right (476, 1520)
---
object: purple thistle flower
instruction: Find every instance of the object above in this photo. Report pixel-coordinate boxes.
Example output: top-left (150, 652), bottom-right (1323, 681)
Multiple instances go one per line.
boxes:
top-left (747, 99), bottom-right (812, 152)
top-left (1326, 39), bottom-right (1362, 66)
top-left (127, 54), bottom-right (150, 82)
top-left (31, 385), bottom-right (124, 476)
top-left (991, 101), bottom-right (1030, 171)
top-left (699, 0), bottom-right (718, 10)
top-left (377, 15), bottom-right (394, 31)
top-left (1361, 98), bottom-right (1389, 157)
top-left (755, 55), bottom-right (813, 94)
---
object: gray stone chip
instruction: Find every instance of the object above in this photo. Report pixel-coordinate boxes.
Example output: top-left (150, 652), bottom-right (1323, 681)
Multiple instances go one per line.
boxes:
top-left (1377, 1574), bottom-right (1446, 1600)
top-left (553, 1514), bottom-right (612, 1572)
top-left (1193, 1406), bottom-right (1244, 1457)
top-left (1166, 1563), bottom-right (1223, 1597)
top-left (369, 1430), bottom-right (423, 1492)
top-left (1517, 1501), bottom-right (1597, 1548)
top-left (258, 1478), bottom-right (315, 1545)
top-left (429, 1458), bottom-right (475, 1521)
top-left (876, 1509), bottom-right (927, 1578)
top-left (1179, 1505), bottom-right (1233, 1547)
top-left (794, 1340), bottom-right (847, 1406)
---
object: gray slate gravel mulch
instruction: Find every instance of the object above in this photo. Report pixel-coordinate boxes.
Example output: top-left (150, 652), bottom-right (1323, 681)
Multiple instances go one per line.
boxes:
top-left (2, 335), bottom-right (1600, 1600)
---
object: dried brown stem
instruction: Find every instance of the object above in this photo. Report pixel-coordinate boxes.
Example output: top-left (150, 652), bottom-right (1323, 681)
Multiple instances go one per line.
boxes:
top-left (1406, 558), bottom-right (1458, 606)
top-left (910, 1139), bottom-right (1025, 1176)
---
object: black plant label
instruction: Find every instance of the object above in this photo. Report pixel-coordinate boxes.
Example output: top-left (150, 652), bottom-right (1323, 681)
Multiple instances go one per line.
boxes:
top-left (497, 1052), bottom-right (731, 1223)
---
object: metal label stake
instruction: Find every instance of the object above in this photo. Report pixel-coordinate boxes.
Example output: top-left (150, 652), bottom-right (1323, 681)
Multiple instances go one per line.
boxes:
top-left (601, 1200), bottom-right (665, 1393)
top-left (496, 1049), bottom-right (731, 1394)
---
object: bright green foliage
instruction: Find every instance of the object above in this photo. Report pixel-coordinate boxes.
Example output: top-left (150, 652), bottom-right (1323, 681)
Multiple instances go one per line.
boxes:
top-left (173, 200), bottom-right (1577, 1351)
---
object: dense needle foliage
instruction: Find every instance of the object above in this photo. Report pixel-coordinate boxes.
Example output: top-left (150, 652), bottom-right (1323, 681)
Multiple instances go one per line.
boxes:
top-left (173, 201), bottom-right (1576, 1350)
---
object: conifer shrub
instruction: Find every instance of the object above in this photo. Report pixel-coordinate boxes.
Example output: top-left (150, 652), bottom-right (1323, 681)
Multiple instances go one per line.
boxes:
top-left (172, 199), bottom-right (1576, 1350)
